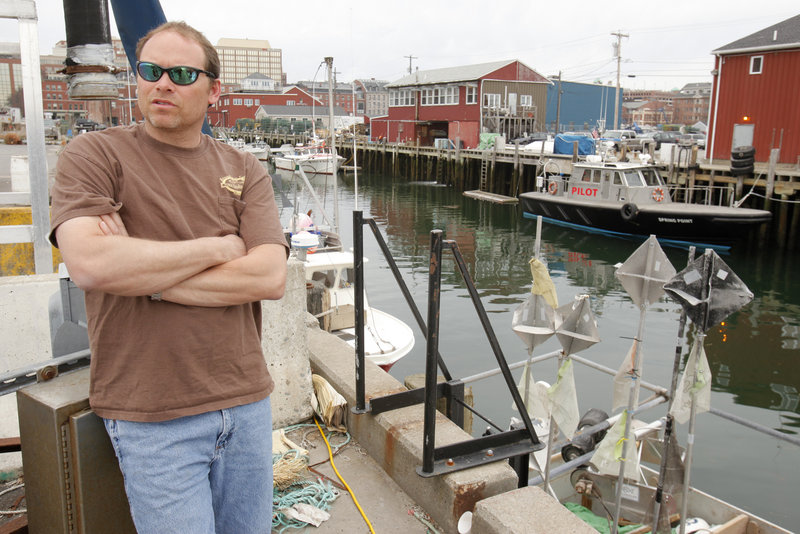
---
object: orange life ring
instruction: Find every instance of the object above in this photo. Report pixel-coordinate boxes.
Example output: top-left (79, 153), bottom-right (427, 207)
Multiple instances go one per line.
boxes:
top-left (652, 187), bottom-right (664, 202)
top-left (548, 181), bottom-right (558, 195)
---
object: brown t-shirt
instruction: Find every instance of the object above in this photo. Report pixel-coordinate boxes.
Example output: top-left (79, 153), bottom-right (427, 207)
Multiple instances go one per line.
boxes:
top-left (49, 124), bottom-right (288, 422)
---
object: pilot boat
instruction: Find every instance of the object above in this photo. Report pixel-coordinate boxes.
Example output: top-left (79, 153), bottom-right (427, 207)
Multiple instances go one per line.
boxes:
top-left (519, 158), bottom-right (772, 250)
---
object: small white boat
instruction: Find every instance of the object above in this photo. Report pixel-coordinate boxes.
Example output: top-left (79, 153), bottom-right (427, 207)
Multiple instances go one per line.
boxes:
top-left (274, 141), bottom-right (344, 175)
top-left (302, 250), bottom-right (414, 371)
top-left (225, 138), bottom-right (270, 160)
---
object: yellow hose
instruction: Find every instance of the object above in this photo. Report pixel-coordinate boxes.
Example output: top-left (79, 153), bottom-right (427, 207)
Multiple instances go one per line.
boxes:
top-left (313, 416), bottom-right (376, 534)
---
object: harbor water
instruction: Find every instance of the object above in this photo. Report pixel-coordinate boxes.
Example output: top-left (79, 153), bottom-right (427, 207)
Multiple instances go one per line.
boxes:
top-left (274, 168), bottom-right (800, 532)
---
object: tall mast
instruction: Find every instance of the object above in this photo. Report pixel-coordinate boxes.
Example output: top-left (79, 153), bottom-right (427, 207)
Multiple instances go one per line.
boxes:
top-left (325, 56), bottom-right (339, 233)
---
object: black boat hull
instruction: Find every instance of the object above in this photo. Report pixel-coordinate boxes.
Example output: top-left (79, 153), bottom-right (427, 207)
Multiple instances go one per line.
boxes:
top-left (519, 192), bottom-right (772, 248)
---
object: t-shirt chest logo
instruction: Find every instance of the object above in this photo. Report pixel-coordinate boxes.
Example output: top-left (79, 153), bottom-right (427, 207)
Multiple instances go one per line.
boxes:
top-left (219, 176), bottom-right (245, 198)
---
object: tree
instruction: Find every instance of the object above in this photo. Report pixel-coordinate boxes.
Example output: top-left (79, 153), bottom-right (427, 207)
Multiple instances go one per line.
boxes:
top-left (7, 89), bottom-right (24, 111)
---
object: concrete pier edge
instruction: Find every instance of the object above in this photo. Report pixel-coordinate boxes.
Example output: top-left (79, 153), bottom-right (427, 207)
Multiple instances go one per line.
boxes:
top-left (306, 322), bottom-right (593, 534)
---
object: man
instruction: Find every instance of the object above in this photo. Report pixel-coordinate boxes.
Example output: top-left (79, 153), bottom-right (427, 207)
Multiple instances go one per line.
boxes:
top-left (49, 21), bottom-right (287, 534)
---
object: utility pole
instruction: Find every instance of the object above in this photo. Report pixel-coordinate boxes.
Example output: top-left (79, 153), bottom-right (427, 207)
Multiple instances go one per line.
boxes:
top-left (404, 54), bottom-right (417, 74)
top-left (611, 30), bottom-right (628, 130)
top-left (555, 71), bottom-right (563, 135)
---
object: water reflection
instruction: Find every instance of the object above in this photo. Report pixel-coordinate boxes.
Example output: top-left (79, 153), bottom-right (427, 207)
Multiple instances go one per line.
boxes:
top-left (345, 174), bottom-right (800, 422)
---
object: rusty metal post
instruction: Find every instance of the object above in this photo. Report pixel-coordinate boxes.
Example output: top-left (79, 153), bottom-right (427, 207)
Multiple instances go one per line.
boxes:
top-left (352, 210), bottom-right (367, 413)
top-left (421, 230), bottom-right (443, 474)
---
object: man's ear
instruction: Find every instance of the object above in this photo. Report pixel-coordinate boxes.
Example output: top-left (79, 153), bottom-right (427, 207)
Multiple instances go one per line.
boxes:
top-left (208, 78), bottom-right (222, 106)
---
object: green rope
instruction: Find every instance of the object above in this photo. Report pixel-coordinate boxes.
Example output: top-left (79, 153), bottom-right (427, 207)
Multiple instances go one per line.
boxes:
top-left (270, 424), bottom-right (352, 531)
top-left (272, 479), bottom-right (340, 532)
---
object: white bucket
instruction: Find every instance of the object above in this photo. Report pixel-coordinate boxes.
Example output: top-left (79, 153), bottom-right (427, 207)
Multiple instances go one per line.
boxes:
top-left (10, 155), bottom-right (30, 192)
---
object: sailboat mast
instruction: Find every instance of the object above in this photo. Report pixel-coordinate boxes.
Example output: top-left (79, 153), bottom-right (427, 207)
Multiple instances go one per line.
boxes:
top-left (325, 56), bottom-right (339, 234)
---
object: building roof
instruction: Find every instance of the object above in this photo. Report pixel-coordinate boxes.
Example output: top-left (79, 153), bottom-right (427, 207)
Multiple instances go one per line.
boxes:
top-left (217, 38), bottom-right (272, 49)
top-left (713, 14), bottom-right (800, 54)
top-left (355, 79), bottom-right (389, 92)
top-left (255, 105), bottom-right (349, 117)
top-left (244, 73), bottom-right (274, 81)
top-left (387, 60), bottom-right (547, 87)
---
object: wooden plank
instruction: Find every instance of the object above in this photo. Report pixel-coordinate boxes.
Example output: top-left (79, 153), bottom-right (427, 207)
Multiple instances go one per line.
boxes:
top-left (0, 515), bottom-right (27, 534)
top-left (463, 190), bottom-right (519, 204)
top-left (714, 514), bottom-right (750, 534)
top-left (0, 437), bottom-right (21, 454)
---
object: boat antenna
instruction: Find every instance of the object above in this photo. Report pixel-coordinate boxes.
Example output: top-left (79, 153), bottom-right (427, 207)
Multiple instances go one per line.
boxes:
top-left (349, 10), bottom-right (359, 211)
top-left (325, 56), bottom-right (339, 234)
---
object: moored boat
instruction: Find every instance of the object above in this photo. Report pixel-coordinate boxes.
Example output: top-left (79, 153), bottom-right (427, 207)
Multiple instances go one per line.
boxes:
top-left (519, 159), bottom-right (772, 250)
top-left (302, 250), bottom-right (414, 371)
top-left (274, 141), bottom-right (344, 175)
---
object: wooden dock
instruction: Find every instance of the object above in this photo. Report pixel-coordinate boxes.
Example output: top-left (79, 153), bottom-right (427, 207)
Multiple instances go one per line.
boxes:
top-left (463, 190), bottom-right (518, 204)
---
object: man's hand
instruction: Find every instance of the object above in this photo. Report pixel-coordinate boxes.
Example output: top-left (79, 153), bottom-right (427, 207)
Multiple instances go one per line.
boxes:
top-left (98, 212), bottom-right (129, 237)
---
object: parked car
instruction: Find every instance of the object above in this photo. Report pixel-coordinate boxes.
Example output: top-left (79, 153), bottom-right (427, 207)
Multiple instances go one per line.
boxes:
top-left (650, 131), bottom-right (682, 150)
top-left (679, 133), bottom-right (706, 148)
top-left (600, 129), bottom-right (641, 151)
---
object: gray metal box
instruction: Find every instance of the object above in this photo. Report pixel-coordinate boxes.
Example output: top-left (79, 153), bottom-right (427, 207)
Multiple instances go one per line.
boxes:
top-left (17, 368), bottom-right (135, 534)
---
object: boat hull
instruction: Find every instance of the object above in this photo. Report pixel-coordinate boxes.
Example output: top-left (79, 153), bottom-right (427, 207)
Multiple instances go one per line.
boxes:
top-left (275, 154), bottom-right (342, 175)
top-left (519, 192), bottom-right (771, 248)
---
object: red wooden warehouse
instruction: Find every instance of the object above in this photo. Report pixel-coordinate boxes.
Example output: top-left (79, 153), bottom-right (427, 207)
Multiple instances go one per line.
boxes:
top-left (371, 60), bottom-right (550, 148)
top-left (708, 14), bottom-right (800, 164)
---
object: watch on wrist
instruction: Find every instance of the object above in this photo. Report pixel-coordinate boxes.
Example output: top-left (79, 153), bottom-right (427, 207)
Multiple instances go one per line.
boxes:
top-left (150, 291), bottom-right (163, 301)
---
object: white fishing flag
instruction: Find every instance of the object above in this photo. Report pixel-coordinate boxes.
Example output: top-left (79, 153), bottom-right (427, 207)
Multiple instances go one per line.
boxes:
top-left (512, 362), bottom-right (551, 421)
top-left (670, 340), bottom-right (712, 424)
top-left (593, 411), bottom-right (641, 480)
top-left (612, 340), bottom-right (640, 412)
top-left (547, 358), bottom-right (580, 438)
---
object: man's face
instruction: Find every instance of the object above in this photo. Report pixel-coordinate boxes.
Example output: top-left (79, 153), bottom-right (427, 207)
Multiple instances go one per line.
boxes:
top-left (137, 31), bottom-right (220, 146)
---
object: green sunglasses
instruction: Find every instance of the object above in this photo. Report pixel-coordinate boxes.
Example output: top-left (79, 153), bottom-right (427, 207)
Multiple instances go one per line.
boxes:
top-left (136, 61), bottom-right (217, 85)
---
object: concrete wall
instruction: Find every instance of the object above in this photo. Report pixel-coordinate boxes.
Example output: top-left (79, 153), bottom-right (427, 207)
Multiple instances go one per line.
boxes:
top-left (0, 273), bottom-right (59, 479)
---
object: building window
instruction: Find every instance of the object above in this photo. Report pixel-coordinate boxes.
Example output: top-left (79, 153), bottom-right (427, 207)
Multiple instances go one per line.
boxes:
top-left (483, 93), bottom-right (501, 108)
top-left (244, 98), bottom-right (253, 106)
top-left (750, 55), bottom-right (763, 74)
top-left (520, 95), bottom-right (533, 107)
top-left (466, 86), bottom-right (477, 104)
top-left (390, 89), bottom-right (415, 107)
top-left (233, 98), bottom-right (242, 105)
top-left (421, 86), bottom-right (459, 106)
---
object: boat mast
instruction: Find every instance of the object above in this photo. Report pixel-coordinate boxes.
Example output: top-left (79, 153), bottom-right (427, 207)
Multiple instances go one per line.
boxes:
top-left (325, 56), bottom-right (339, 234)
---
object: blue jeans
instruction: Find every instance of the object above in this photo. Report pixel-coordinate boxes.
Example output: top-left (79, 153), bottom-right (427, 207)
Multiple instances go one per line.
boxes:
top-left (103, 397), bottom-right (273, 534)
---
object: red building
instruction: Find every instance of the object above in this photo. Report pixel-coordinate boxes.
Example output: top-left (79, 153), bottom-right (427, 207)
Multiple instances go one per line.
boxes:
top-left (371, 60), bottom-right (550, 148)
top-left (209, 86), bottom-right (320, 127)
top-left (707, 14), bottom-right (800, 164)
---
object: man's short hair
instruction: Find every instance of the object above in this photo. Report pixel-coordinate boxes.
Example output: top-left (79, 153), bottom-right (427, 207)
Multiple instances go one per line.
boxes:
top-left (135, 21), bottom-right (220, 79)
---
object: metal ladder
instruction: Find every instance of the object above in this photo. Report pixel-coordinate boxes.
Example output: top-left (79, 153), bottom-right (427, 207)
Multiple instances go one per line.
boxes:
top-left (479, 157), bottom-right (489, 192)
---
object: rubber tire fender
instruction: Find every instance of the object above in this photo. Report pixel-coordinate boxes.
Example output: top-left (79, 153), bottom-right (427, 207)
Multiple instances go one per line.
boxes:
top-left (731, 145), bottom-right (756, 159)
top-left (730, 156), bottom-right (755, 168)
top-left (621, 202), bottom-right (639, 221)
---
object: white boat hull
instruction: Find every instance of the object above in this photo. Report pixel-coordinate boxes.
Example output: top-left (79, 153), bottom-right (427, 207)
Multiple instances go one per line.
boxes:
top-left (336, 307), bottom-right (415, 370)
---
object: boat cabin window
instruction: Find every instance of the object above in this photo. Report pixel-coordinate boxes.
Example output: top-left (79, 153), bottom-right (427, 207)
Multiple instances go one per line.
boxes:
top-left (623, 170), bottom-right (644, 187)
top-left (641, 168), bottom-right (663, 186)
top-left (581, 169), bottom-right (601, 183)
top-left (612, 172), bottom-right (623, 186)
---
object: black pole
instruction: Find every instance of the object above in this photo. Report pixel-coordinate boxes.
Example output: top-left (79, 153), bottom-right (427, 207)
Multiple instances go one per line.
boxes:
top-left (365, 218), bottom-right (452, 381)
top-left (422, 230), bottom-right (443, 474)
top-left (353, 210), bottom-right (367, 413)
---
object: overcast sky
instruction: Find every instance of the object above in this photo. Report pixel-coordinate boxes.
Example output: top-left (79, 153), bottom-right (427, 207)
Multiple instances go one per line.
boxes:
top-left (3, 0), bottom-right (798, 91)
